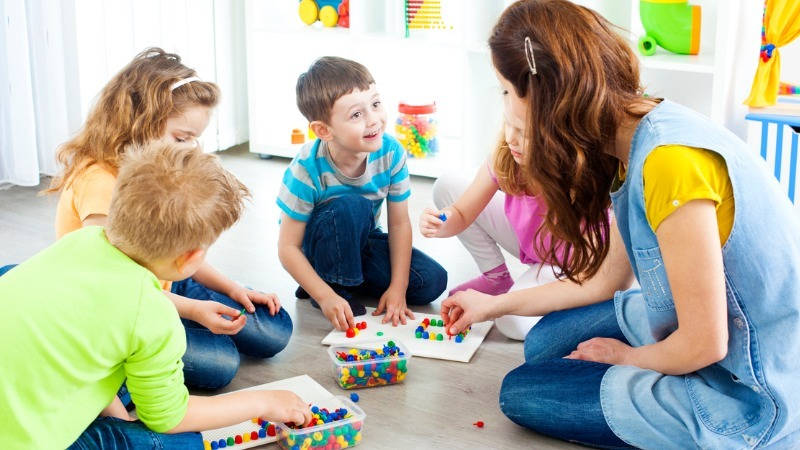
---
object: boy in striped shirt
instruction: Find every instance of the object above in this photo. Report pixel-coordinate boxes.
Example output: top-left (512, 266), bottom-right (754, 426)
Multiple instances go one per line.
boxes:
top-left (277, 56), bottom-right (447, 331)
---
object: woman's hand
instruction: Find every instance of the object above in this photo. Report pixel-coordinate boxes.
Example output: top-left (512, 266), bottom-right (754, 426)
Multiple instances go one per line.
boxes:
top-left (565, 337), bottom-right (633, 366)
top-left (440, 289), bottom-right (497, 335)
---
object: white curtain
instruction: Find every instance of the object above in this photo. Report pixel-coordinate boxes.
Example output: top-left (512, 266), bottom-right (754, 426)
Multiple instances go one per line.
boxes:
top-left (0, 0), bottom-right (248, 189)
top-left (0, 0), bottom-right (76, 188)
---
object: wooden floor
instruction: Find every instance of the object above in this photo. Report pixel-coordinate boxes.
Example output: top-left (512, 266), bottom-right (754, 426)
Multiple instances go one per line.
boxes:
top-left (0, 145), bottom-right (581, 449)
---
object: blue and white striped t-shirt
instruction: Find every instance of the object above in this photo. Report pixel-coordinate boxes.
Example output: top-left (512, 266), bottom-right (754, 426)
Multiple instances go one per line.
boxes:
top-left (277, 134), bottom-right (411, 223)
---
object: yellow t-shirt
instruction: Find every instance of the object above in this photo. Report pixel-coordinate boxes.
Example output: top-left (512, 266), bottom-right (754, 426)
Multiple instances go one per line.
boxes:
top-left (54, 163), bottom-right (173, 290)
top-left (619, 145), bottom-right (734, 245)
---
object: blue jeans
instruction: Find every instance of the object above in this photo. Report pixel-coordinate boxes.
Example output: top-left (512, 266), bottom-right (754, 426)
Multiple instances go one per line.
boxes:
top-left (302, 195), bottom-right (447, 304)
top-left (172, 277), bottom-right (293, 390)
top-left (499, 299), bottom-right (633, 449)
top-left (68, 417), bottom-right (201, 449)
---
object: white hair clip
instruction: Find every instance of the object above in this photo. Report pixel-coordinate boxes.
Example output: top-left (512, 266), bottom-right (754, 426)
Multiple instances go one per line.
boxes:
top-left (170, 76), bottom-right (200, 91)
top-left (524, 36), bottom-right (537, 76)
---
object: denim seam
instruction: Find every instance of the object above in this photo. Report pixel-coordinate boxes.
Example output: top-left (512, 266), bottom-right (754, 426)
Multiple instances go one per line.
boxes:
top-left (599, 367), bottom-right (639, 449)
top-left (725, 275), bottom-right (779, 447)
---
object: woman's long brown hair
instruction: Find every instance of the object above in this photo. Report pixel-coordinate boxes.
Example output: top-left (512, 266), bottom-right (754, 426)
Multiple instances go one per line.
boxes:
top-left (46, 47), bottom-right (219, 193)
top-left (489, 0), bottom-right (650, 282)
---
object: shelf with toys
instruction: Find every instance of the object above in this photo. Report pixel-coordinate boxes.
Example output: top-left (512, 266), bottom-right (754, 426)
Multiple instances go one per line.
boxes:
top-left (579, 0), bottom-right (738, 123)
top-left (244, 0), bottom-right (512, 178)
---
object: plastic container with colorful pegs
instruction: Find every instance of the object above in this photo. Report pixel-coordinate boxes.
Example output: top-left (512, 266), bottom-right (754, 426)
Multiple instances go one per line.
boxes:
top-left (275, 396), bottom-right (365, 450)
top-left (328, 339), bottom-right (411, 389)
top-left (395, 102), bottom-right (438, 158)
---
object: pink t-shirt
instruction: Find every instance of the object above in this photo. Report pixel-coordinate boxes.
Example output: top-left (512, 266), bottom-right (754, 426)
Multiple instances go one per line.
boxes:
top-left (488, 163), bottom-right (562, 265)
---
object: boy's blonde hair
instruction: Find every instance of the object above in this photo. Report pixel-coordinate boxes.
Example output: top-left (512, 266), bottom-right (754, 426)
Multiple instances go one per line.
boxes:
top-left (296, 56), bottom-right (375, 123)
top-left (47, 47), bottom-right (220, 194)
top-left (106, 142), bottom-right (250, 262)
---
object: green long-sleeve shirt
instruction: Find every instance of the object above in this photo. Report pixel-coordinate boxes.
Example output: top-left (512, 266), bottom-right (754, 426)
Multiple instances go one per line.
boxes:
top-left (0, 226), bottom-right (188, 449)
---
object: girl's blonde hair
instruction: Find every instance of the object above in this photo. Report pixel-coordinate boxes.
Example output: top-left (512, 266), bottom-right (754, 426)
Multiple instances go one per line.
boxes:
top-left (492, 134), bottom-right (535, 197)
top-left (46, 47), bottom-right (220, 193)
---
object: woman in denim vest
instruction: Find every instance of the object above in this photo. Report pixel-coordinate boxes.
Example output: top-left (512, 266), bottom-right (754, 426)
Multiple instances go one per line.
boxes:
top-left (441, 1), bottom-right (800, 448)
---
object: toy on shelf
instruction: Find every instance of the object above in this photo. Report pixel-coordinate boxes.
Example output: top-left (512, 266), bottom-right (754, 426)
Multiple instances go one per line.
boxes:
top-left (779, 82), bottom-right (800, 96)
top-left (638, 0), bottom-right (701, 56)
top-left (395, 102), bottom-right (438, 158)
top-left (291, 128), bottom-right (305, 144)
top-left (298, 0), bottom-right (349, 28)
top-left (404, 0), bottom-right (453, 37)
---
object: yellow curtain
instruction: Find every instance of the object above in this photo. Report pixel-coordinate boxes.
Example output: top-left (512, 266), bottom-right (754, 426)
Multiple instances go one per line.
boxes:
top-left (744, 0), bottom-right (800, 107)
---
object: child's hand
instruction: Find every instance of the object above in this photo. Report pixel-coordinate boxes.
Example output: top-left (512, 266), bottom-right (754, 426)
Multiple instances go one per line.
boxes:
top-left (190, 300), bottom-right (247, 335)
top-left (256, 390), bottom-right (312, 427)
top-left (373, 286), bottom-right (414, 326)
top-left (419, 207), bottom-right (448, 238)
top-left (565, 337), bottom-right (633, 366)
top-left (319, 295), bottom-right (356, 332)
top-left (441, 289), bottom-right (495, 335)
top-left (229, 286), bottom-right (281, 316)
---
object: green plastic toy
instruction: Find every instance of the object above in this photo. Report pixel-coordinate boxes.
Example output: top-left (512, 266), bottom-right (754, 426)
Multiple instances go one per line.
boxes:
top-left (638, 0), bottom-right (701, 56)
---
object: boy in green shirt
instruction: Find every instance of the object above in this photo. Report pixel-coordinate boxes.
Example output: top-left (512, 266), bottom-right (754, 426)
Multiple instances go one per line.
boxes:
top-left (0, 143), bottom-right (311, 450)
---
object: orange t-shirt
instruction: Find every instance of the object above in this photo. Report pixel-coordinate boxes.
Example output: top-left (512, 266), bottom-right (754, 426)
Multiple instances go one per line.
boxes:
top-left (55, 163), bottom-right (117, 239)
top-left (54, 163), bottom-right (172, 290)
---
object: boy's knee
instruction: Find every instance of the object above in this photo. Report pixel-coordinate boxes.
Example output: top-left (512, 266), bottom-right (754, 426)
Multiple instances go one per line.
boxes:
top-left (311, 195), bottom-right (373, 231)
top-left (408, 264), bottom-right (447, 305)
top-left (244, 308), bottom-right (293, 358)
top-left (329, 195), bottom-right (372, 216)
top-left (206, 353), bottom-right (240, 389)
top-left (184, 337), bottom-right (240, 390)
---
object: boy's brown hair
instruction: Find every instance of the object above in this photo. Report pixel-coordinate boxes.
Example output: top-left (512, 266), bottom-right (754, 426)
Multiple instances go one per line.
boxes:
top-left (296, 56), bottom-right (375, 123)
top-left (106, 142), bottom-right (250, 262)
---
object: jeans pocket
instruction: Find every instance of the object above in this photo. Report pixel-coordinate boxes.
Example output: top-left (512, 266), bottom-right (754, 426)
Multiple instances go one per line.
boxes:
top-left (632, 246), bottom-right (674, 311)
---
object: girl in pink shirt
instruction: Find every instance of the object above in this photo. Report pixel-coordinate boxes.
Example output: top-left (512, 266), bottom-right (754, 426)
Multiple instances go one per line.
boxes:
top-left (421, 121), bottom-right (567, 340)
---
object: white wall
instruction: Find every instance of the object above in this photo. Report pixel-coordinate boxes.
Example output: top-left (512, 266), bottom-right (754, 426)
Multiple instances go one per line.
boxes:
top-left (72, 0), bottom-right (247, 152)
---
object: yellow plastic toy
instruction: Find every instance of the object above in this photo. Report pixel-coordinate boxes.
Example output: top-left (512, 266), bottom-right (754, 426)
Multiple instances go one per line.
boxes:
top-left (319, 5), bottom-right (338, 27)
top-left (298, 0), bottom-right (318, 25)
top-left (298, 0), bottom-right (343, 28)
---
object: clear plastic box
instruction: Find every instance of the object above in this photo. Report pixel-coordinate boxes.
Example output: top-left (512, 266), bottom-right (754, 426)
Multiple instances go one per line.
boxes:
top-left (275, 396), bottom-right (365, 450)
top-left (327, 340), bottom-right (411, 389)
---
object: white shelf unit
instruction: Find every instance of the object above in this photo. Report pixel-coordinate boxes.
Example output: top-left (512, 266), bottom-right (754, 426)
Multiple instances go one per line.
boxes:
top-left (577, 0), bottom-right (737, 123)
top-left (244, 1), bottom-right (737, 178)
top-left (244, 0), bottom-right (512, 178)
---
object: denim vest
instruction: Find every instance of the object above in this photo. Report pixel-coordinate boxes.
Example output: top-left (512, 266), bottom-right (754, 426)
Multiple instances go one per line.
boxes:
top-left (600, 101), bottom-right (800, 449)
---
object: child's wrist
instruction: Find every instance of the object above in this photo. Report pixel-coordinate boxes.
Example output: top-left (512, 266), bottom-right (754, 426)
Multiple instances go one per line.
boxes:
top-left (388, 280), bottom-right (408, 292)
